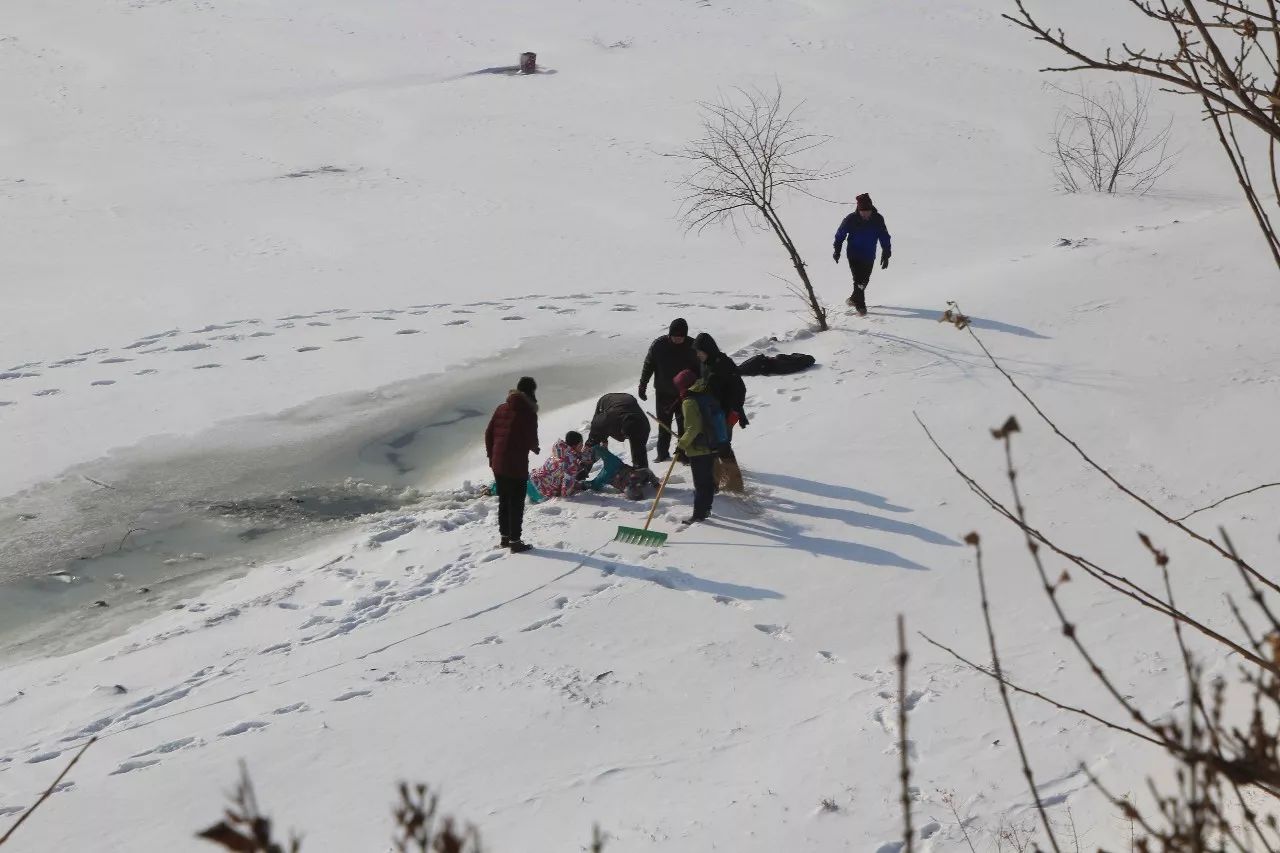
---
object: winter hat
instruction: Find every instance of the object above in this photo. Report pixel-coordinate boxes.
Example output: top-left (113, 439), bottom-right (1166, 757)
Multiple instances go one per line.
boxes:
top-left (669, 317), bottom-right (689, 337)
top-left (856, 193), bottom-right (873, 211)
top-left (565, 430), bottom-right (583, 447)
top-left (516, 376), bottom-right (537, 401)
top-left (673, 369), bottom-right (698, 396)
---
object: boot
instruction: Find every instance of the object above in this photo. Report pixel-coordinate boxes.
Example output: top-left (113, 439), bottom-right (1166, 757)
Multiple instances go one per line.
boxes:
top-left (853, 285), bottom-right (868, 316)
top-left (509, 540), bottom-right (533, 554)
top-left (499, 536), bottom-right (510, 549)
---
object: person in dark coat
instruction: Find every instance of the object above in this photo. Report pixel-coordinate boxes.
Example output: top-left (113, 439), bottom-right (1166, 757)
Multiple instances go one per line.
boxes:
top-left (693, 332), bottom-right (748, 492)
top-left (587, 392), bottom-right (650, 471)
top-left (693, 333), bottom-right (748, 428)
top-left (638, 317), bottom-right (700, 463)
top-left (833, 192), bottom-right (892, 316)
top-left (484, 376), bottom-right (540, 553)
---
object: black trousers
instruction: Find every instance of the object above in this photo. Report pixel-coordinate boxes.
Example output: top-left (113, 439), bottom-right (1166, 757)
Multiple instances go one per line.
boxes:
top-left (494, 475), bottom-right (528, 542)
top-left (689, 454), bottom-right (716, 518)
top-left (590, 426), bottom-right (651, 471)
top-left (654, 393), bottom-right (686, 459)
top-left (627, 423), bottom-right (651, 470)
top-left (847, 256), bottom-right (874, 313)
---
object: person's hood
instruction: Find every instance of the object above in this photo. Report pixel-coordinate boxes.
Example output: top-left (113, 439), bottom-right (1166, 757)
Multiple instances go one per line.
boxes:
top-left (694, 332), bottom-right (722, 359)
top-left (507, 389), bottom-right (539, 413)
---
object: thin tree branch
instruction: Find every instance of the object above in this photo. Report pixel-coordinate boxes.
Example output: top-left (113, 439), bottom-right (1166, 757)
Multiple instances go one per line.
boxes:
top-left (0, 737), bottom-right (96, 847)
top-left (916, 410), bottom-right (1276, 673)
top-left (897, 615), bottom-right (914, 853)
top-left (965, 531), bottom-right (1063, 852)
top-left (921, 632), bottom-right (1164, 746)
top-left (952, 304), bottom-right (1280, 596)
top-left (1177, 482), bottom-right (1280, 520)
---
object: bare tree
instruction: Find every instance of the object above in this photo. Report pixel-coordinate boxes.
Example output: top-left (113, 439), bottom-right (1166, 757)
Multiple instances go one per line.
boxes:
top-left (671, 85), bottom-right (845, 331)
top-left (1049, 80), bottom-right (1177, 194)
top-left (1007, 0), bottom-right (1280, 272)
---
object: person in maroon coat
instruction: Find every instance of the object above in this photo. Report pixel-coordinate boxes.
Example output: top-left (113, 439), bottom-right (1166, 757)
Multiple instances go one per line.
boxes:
top-left (484, 376), bottom-right (541, 553)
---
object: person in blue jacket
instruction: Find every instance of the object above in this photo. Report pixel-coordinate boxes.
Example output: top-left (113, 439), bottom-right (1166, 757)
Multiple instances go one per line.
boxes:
top-left (833, 192), bottom-right (892, 316)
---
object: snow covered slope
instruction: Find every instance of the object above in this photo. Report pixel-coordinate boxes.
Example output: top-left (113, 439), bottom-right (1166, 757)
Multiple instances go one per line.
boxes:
top-left (2, 0), bottom-right (1279, 850)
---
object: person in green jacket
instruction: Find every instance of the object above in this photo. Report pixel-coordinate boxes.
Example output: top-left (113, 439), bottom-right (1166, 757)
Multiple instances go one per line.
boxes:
top-left (673, 369), bottom-right (716, 523)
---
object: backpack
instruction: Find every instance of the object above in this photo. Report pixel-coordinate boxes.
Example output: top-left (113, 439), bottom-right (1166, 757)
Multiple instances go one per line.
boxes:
top-left (692, 392), bottom-right (730, 451)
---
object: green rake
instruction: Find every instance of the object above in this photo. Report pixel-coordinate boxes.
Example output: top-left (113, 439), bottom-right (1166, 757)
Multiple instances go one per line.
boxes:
top-left (614, 455), bottom-right (679, 546)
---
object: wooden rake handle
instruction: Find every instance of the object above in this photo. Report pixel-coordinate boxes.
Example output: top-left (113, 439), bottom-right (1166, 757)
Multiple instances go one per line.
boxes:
top-left (642, 456), bottom-right (679, 532)
top-left (646, 409), bottom-right (677, 437)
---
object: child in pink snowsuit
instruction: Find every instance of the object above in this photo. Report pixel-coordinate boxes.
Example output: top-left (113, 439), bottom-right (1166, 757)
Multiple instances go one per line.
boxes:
top-left (528, 431), bottom-right (594, 499)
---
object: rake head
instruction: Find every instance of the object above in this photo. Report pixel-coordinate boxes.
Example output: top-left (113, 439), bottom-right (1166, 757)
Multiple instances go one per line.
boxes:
top-left (614, 525), bottom-right (669, 547)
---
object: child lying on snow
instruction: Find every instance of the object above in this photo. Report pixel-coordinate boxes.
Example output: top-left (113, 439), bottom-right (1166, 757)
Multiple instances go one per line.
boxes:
top-left (490, 432), bottom-right (658, 503)
top-left (584, 443), bottom-right (661, 500)
top-left (530, 431), bottom-right (595, 499)
top-left (488, 430), bottom-right (593, 503)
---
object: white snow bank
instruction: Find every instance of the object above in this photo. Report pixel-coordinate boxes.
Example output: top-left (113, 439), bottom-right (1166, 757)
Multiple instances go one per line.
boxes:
top-left (3, 0), bottom-right (1280, 849)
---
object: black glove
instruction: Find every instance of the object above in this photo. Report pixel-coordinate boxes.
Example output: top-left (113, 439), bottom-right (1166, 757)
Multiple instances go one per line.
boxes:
top-left (833, 249), bottom-right (840, 263)
top-left (638, 384), bottom-right (647, 401)
top-left (881, 251), bottom-right (891, 270)
top-left (673, 449), bottom-right (688, 464)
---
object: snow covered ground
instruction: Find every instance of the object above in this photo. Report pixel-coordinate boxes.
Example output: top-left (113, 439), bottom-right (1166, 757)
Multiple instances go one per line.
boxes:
top-left (3, 0), bottom-right (1279, 849)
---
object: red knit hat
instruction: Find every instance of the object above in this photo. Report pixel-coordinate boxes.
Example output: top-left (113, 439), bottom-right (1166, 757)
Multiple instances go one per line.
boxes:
top-left (856, 193), bottom-right (873, 211)
top-left (673, 369), bottom-right (698, 397)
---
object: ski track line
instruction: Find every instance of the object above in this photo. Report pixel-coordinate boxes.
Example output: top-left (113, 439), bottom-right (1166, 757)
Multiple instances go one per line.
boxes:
top-left (68, 542), bottom-right (613, 748)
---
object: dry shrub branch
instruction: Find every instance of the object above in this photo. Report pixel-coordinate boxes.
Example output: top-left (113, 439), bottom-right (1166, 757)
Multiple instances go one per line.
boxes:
top-left (905, 303), bottom-right (1280, 849)
top-left (1007, 0), bottom-right (1280, 272)
top-left (195, 766), bottom-right (605, 853)
top-left (1048, 80), bottom-right (1177, 194)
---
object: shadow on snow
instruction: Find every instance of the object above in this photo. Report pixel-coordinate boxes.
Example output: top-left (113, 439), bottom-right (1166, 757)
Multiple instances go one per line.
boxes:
top-left (689, 513), bottom-right (933, 572)
top-left (533, 549), bottom-right (785, 601)
top-left (665, 467), bottom-right (958, 571)
top-left (874, 304), bottom-right (1050, 339)
top-left (749, 471), bottom-right (911, 514)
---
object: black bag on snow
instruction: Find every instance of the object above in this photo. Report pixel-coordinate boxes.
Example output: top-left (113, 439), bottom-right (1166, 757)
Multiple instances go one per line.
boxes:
top-left (738, 352), bottom-right (817, 377)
